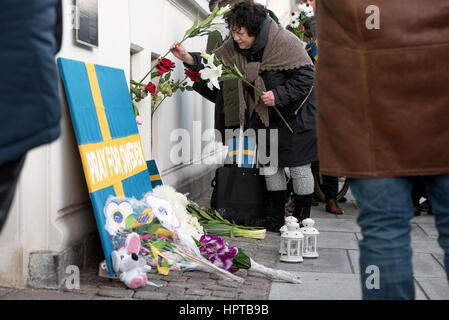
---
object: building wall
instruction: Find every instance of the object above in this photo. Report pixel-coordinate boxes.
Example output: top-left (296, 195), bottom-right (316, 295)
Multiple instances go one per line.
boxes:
top-left (0, 0), bottom-right (293, 288)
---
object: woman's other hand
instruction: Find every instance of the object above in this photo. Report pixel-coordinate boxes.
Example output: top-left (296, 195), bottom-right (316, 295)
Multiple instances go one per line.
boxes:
top-left (261, 91), bottom-right (276, 107)
top-left (170, 42), bottom-right (194, 66)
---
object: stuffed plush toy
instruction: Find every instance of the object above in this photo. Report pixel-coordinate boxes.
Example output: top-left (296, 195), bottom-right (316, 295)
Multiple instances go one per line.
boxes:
top-left (111, 232), bottom-right (157, 289)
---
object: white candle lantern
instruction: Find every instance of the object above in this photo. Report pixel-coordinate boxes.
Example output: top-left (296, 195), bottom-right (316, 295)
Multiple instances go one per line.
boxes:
top-left (280, 216), bottom-right (298, 234)
top-left (300, 218), bottom-right (319, 258)
top-left (280, 221), bottom-right (304, 262)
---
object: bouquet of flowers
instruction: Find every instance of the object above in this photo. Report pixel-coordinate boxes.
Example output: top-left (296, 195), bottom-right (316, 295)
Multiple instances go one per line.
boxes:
top-left (130, 4), bottom-right (232, 124)
top-left (288, 3), bottom-right (314, 41)
top-left (104, 186), bottom-right (302, 288)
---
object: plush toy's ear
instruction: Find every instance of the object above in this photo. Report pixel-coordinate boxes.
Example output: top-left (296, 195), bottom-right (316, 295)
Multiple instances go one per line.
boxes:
top-left (126, 233), bottom-right (140, 254)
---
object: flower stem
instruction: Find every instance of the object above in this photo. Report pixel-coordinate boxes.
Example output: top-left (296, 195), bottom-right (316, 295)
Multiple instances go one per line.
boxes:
top-left (139, 37), bottom-right (189, 84)
top-left (239, 78), bottom-right (294, 133)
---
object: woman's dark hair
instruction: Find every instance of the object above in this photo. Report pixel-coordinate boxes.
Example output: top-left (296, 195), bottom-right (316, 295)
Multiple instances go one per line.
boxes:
top-left (224, 2), bottom-right (268, 36)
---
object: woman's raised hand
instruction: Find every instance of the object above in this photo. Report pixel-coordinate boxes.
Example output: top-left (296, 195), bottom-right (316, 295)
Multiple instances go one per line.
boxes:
top-left (170, 42), bottom-right (194, 66)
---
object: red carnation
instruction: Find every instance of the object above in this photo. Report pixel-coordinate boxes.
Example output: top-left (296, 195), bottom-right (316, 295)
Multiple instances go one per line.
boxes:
top-left (145, 81), bottom-right (156, 95)
top-left (184, 69), bottom-right (201, 82)
top-left (156, 58), bottom-right (176, 76)
top-left (301, 25), bottom-right (305, 33)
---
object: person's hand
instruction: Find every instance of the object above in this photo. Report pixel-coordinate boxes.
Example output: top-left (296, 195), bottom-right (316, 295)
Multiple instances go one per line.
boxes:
top-left (170, 41), bottom-right (194, 65)
top-left (301, 40), bottom-right (307, 48)
top-left (261, 91), bottom-right (276, 107)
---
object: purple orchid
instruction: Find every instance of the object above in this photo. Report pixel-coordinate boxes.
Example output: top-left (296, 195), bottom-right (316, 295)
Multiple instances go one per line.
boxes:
top-left (199, 234), bottom-right (239, 274)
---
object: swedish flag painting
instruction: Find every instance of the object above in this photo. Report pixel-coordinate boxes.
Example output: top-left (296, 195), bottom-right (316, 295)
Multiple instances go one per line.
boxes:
top-left (147, 160), bottom-right (164, 189)
top-left (58, 58), bottom-right (152, 276)
top-left (227, 136), bottom-right (257, 168)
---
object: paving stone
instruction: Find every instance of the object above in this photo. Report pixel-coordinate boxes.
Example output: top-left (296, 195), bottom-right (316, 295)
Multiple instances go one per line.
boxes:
top-left (415, 277), bottom-right (449, 300)
top-left (2, 288), bottom-right (92, 300)
top-left (185, 288), bottom-right (212, 296)
top-left (312, 218), bottom-right (360, 233)
top-left (269, 272), bottom-right (362, 300)
top-left (187, 278), bottom-right (217, 285)
top-left (98, 280), bottom-right (128, 289)
top-left (347, 250), bottom-right (360, 274)
top-left (212, 290), bottom-right (238, 299)
top-left (158, 285), bottom-right (186, 294)
top-left (411, 237), bottom-right (444, 255)
top-left (217, 280), bottom-right (241, 288)
top-left (317, 231), bottom-right (359, 250)
top-left (239, 291), bottom-right (267, 300)
top-left (276, 248), bottom-right (353, 274)
top-left (348, 250), bottom-right (446, 278)
top-left (201, 295), bottom-right (228, 300)
top-left (410, 223), bottom-right (429, 238)
top-left (133, 291), bottom-right (169, 300)
top-left (97, 288), bottom-right (134, 299)
top-left (413, 252), bottom-right (446, 277)
top-left (182, 295), bottom-right (202, 300)
top-left (201, 284), bottom-right (238, 292)
top-left (182, 271), bottom-right (211, 278)
top-left (0, 288), bottom-right (15, 298)
top-left (432, 253), bottom-right (445, 269)
top-left (414, 280), bottom-right (429, 300)
top-left (417, 222), bottom-right (439, 238)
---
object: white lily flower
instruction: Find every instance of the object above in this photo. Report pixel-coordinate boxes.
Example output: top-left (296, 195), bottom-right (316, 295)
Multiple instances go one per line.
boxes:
top-left (200, 55), bottom-right (223, 90)
top-left (209, 16), bottom-right (229, 40)
top-left (217, 4), bottom-right (231, 16)
top-left (201, 51), bottom-right (211, 60)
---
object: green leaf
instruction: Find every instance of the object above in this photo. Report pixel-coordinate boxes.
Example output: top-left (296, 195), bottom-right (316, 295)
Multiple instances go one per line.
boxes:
top-left (125, 215), bottom-right (137, 229)
top-left (151, 71), bottom-right (159, 79)
top-left (185, 13), bottom-right (200, 37)
top-left (185, 86), bottom-right (194, 91)
top-left (164, 72), bottom-right (171, 82)
top-left (146, 223), bottom-right (161, 234)
top-left (231, 248), bottom-right (251, 270)
top-left (151, 240), bottom-right (167, 250)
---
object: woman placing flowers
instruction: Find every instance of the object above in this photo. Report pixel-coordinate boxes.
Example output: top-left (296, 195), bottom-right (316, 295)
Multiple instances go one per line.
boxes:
top-left (171, 2), bottom-right (318, 231)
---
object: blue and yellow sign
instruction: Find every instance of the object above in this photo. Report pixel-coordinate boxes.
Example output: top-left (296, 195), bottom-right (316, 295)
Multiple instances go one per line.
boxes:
top-left (58, 58), bottom-right (153, 276)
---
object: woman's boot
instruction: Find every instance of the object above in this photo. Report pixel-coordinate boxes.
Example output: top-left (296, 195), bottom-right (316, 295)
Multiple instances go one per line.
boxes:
top-left (293, 193), bottom-right (313, 226)
top-left (254, 190), bottom-right (286, 232)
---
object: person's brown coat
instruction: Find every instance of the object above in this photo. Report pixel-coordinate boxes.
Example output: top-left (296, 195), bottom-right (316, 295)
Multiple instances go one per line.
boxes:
top-left (315, 0), bottom-right (449, 178)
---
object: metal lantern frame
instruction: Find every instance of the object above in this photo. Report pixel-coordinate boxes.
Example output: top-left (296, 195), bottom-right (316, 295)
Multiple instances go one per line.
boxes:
top-left (300, 218), bottom-right (320, 258)
top-left (280, 221), bottom-right (304, 263)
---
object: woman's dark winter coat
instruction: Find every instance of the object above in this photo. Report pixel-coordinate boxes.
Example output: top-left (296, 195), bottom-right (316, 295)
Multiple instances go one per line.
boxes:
top-left (188, 17), bottom-right (317, 167)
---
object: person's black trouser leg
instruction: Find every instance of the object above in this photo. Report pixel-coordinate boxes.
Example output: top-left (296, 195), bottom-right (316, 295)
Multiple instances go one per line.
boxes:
top-left (0, 155), bottom-right (26, 233)
top-left (322, 175), bottom-right (339, 200)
